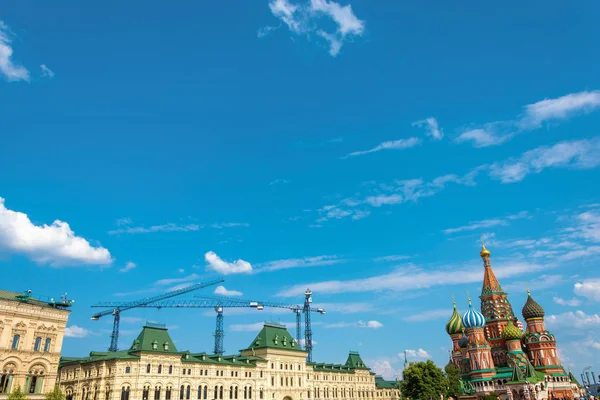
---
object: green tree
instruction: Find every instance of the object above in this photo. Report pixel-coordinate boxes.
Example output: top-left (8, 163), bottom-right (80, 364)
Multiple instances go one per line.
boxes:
top-left (8, 386), bottom-right (29, 400)
top-left (479, 392), bottom-right (498, 400)
top-left (401, 360), bottom-right (448, 400)
top-left (45, 386), bottom-right (65, 400)
top-left (444, 362), bottom-right (461, 399)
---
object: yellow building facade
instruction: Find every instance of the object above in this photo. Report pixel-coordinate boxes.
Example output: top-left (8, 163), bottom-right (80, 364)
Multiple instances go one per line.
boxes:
top-left (0, 290), bottom-right (72, 399)
top-left (58, 323), bottom-right (399, 400)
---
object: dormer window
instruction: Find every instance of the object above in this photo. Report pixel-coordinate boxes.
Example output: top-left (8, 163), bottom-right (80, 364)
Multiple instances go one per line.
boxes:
top-left (163, 342), bottom-right (169, 351)
top-left (273, 334), bottom-right (279, 345)
top-left (152, 341), bottom-right (158, 351)
top-left (282, 337), bottom-right (287, 346)
top-left (202, 355), bottom-right (206, 361)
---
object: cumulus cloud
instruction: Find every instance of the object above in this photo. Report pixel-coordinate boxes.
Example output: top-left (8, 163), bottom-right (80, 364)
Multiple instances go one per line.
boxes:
top-left (358, 320), bottom-right (383, 329)
top-left (214, 285), bottom-right (243, 297)
top-left (553, 297), bottom-right (582, 307)
top-left (546, 310), bottom-right (600, 329)
top-left (265, 0), bottom-right (365, 56)
top-left (456, 90), bottom-right (600, 147)
top-left (119, 261), bottom-right (136, 273)
top-left (0, 197), bottom-right (113, 266)
top-left (368, 359), bottom-right (403, 380)
top-left (64, 325), bottom-right (91, 338)
top-left (574, 279), bottom-right (600, 302)
top-left (205, 251), bottom-right (253, 275)
top-left (345, 137), bottom-right (421, 158)
top-left (0, 21), bottom-right (30, 82)
top-left (412, 118), bottom-right (443, 140)
top-left (404, 349), bottom-right (431, 359)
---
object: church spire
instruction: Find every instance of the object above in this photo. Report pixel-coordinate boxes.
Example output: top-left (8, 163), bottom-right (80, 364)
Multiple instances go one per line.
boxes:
top-left (480, 242), bottom-right (502, 295)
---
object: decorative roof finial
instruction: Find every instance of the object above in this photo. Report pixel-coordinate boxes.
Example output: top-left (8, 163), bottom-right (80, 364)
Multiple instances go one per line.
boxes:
top-left (480, 238), bottom-right (491, 258)
top-left (526, 281), bottom-right (531, 296)
top-left (466, 291), bottom-right (471, 305)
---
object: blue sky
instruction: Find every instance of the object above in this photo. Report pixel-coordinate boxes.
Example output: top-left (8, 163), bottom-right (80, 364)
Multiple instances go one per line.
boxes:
top-left (2, 0), bottom-right (600, 381)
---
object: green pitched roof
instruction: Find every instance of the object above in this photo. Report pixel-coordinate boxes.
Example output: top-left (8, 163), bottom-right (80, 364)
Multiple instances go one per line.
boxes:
top-left (509, 363), bottom-right (525, 383)
top-left (243, 322), bottom-right (304, 352)
top-left (569, 370), bottom-right (581, 387)
top-left (375, 376), bottom-right (398, 389)
top-left (345, 351), bottom-right (369, 370)
top-left (130, 324), bottom-right (178, 353)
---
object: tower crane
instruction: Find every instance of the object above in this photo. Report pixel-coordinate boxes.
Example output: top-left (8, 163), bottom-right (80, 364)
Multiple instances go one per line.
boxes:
top-left (93, 289), bottom-right (325, 360)
top-left (91, 278), bottom-right (223, 352)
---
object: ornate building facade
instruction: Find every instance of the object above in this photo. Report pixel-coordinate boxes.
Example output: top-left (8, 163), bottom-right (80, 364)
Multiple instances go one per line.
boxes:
top-left (445, 245), bottom-right (580, 400)
top-left (58, 322), bottom-right (400, 400)
top-left (0, 290), bottom-right (73, 399)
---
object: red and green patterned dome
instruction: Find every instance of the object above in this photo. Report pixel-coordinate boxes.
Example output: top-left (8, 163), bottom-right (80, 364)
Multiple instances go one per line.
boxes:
top-left (522, 291), bottom-right (545, 320)
top-left (445, 303), bottom-right (464, 335)
top-left (501, 320), bottom-right (522, 341)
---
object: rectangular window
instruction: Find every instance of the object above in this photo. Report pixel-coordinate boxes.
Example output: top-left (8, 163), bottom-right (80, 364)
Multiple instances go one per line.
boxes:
top-left (11, 335), bottom-right (20, 350)
top-left (44, 338), bottom-right (51, 352)
top-left (166, 389), bottom-right (172, 400)
top-left (34, 337), bottom-right (42, 351)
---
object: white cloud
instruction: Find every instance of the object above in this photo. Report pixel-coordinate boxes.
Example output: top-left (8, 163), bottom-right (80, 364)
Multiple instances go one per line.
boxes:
top-left (325, 320), bottom-right (383, 329)
top-left (313, 302), bottom-right (373, 314)
top-left (257, 25), bottom-right (279, 38)
top-left (403, 309), bottom-right (450, 322)
top-left (503, 274), bottom-right (563, 293)
top-left (345, 137), bottom-right (421, 158)
top-left (210, 222), bottom-right (249, 229)
top-left (0, 21), bottom-right (30, 82)
top-left (256, 255), bottom-right (342, 272)
top-left (365, 194), bottom-right (404, 207)
top-left (574, 279), bottom-right (600, 302)
top-left (108, 223), bottom-right (201, 235)
top-left (404, 349), bottom-right (431, 359)
top-left (269, 178), bottom-right (291, 185)
top-left (64, 325), bottom-right (91, 338)
top-left (119, 261), bottom-right (136, 273)
top-left (373, 255), bottom-right (411, 262)
top-left (0, 197), bottom-right (113, 266)
top-left (115, 217), bottom-right (132, 226)
top-left (443, 211), bottom-right (529, 234)
top-left (277, 261), bottom-right (544, 297)
top-left (214, 285), bottom-right (243, 297)
top-left (456, 90), bottom-right (600, 147)
top-left (266, 0), bottom-right (364, 56)
top-left (489, 138), bottom-right (600, 183)
top-left (412, 117), bottom-right (443, 140)
top-left (546, 310), bottom-right (600, 329)
top-left (40, 64), bottom-right (54, 78)
top-left (205, 251), bottom-right (253, 275)
top-left (154, 273), bottom-right (200, 286)
top-left (367, 359), bottom-right (403, 380)
top-left (553, 297), bottom-right (582, 307)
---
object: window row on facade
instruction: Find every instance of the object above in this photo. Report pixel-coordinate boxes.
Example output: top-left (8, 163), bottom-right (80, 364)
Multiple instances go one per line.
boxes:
top-left (9, 334), bottom-right (52, 352)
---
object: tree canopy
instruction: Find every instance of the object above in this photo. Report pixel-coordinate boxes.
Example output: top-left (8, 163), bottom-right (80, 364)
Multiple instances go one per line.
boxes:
top-left (8, 387), bottom-right (29, 400)
top-left (45, 386), bottom-right (66, 400)
top-left (402, 360), bottom-right (448, 400)
top-left (444, 362), bottom-right (461, 399)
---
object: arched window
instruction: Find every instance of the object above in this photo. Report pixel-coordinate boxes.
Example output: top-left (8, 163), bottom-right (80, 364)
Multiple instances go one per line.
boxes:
top-left (147, 364), bottom-right (151, 374)
top-left (219, 386), bottom-right (223, 400)
top-left (34, 337), bottom-right (42, 351)
top-left (166, 388), bottom-right (172, 400)
top-left (143, 387), bottom-right (149, 400)
top-left (248, 387), bottom-right (251, 399)
top-left (169, 366), bottom-right (173, 374)
top-left (244, 388), bottom-right (247, 400)
top-left (198, 387), bottom-right (202, 400)
top-left (155, 387), bottom-right (161, 400)
top-left (214, 387), bottom-right (218, 400)
top-left (180, 386), bottom-right (185, 400)
top-left (203, 386), bottom-right (207, 400)
top-left (235, 387), bottom-right (238, 399)
top-left (229, 387), bottom-right (233, 400)
top-left (186, 386), bottom-right (191, 400)
top-left (11, 334), bottom-right (20, 349)
top-left (121, 388), bottom-right (130, 400)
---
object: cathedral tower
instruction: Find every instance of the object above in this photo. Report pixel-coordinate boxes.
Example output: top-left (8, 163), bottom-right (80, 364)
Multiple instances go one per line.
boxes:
top-left (463, 298), bottom-right (495, 383)
top-left (478, 243), bottom-right (516, 367)
top-left (521, 290), bottom-right (563, 374)
top-left (445, 301), bottom-right (464, 366)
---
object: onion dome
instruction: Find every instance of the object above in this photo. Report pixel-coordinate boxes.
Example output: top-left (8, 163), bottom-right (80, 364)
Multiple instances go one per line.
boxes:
top-left (501, 320), bottom-right (522, 341)
top-left (458, 334), bottom-right (469, 348)
top-left (446, 303), bottom-right (464, 335)
top-left (463, 298), bottom-right (486, 328)
top-left (480, 242), bottom-right (491, 258)
top-left (522, 290), bottom-right (545, 320)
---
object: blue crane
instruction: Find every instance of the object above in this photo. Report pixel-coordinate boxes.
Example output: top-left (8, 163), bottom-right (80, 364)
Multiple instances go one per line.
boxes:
top-left (91, 278), bottom-right (223, 352)
top-left (93, 289), bottom-right (325, 359)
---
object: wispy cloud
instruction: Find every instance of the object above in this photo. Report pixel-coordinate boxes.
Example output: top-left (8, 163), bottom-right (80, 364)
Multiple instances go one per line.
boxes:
top-left (546, 310), bottom-right (600, 329)
top-left (344, 137), bottom-right (421, 158)
top-left (373, 255), bottom-right (411, 262)
top-left (154, 273), bottom-right (201, 286)
top-left (456, 90), bottom-right (600, 147)
top-left (257, 25), bottom-right (279, 38)
top-left (214, 285), bottom-right (243, 297)
top-left (325, 320), bottom-right (383, 329)
top-left (443, 211), bottom-right (529, 234)
top-left (205, 251), bottom-right (253, 275)
top-left (229, 321), bottom-right (295, 332)
top-left (0, 197), bottom-right (113, 266)
top-left (40, 64), bottom-right (54, 78)
top-left (256, 255), bottom-right (343, 272)
top-left (265, 0), bottom-right (365, 56)
top-left (405, 349), bottom-right (431, 359)
top-left (119, 261), bottom-right (137, 273)
top-left (402, 309), bottom-right (450, 322)
top-left (553, 297), bottom-right (582, 307)
top-left (0, 21), bottom-right (30, 82)
top-left (489, 138), bottom-right (600, 183)
top-left (276, 261), bottom-right (543, 297)
top-left (412, 118), bottom-right (443, 140)
top-left (269, 179), bottom-right (291, 186)
top-left (108, 221), bottom-right (248, 234)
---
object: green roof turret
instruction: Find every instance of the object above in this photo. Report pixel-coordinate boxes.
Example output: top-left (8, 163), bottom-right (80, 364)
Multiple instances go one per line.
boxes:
top-left (445, 302), bottom-right (464, 335)
top-left (501, 320), bottom-right (522, 341)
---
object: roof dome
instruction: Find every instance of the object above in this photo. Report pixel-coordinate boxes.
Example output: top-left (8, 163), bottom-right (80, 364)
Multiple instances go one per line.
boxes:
top-left (446, 303), bottom-right (464, 335)
top-left (522, 291), bottom-right (545, 320)
top-left (502, 320), bottom-right (522, 341)
top-left (480, 243), bottom-right (491, 258)
top-left (458, 335), bottom-right (469, 348)
top-left (463, 299), bottom-right (486, 329)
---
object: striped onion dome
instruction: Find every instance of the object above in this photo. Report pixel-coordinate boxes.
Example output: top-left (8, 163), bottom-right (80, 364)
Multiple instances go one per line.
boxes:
top-left (501, 320), bottom-right (522, 341)
top-left (522, 290), bottom-right (545, 320)
top-left (463, 299), bottom-right (486, 329)
top-left (458, 334), bottom-right (469, 348)
top-left (446, 303), bottom-right (464, 335)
